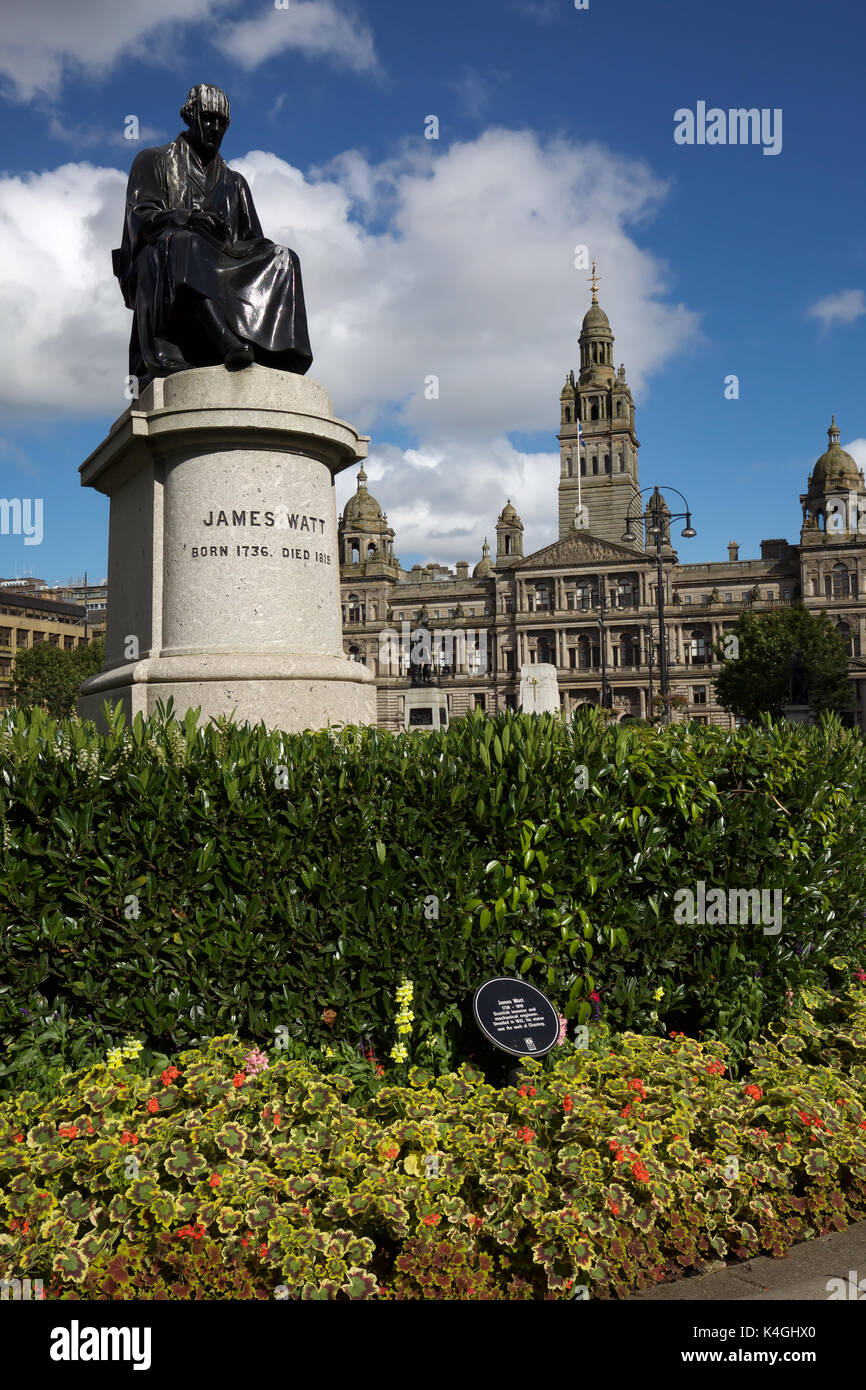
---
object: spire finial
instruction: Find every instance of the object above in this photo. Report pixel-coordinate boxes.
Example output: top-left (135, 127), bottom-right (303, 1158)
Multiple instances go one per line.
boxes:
top-left (588, 260), bottom-right (600, 304)
top-left (357, 464), bottom-right (368, 487)
top-left (829, 415), bottom-right (840, 444)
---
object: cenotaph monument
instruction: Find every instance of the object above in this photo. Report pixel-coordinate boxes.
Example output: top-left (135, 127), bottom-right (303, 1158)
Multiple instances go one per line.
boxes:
top-left (518, 663), bottom-right (560, 715)
top-left (78, 83), bottom-right (375, 732)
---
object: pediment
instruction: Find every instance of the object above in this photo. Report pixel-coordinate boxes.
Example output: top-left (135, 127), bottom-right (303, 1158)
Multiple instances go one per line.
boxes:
top-left (515, 532), bottom-right (644, 570)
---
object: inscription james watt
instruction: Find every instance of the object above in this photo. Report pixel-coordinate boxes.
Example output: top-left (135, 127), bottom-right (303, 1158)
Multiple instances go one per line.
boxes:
top-left (473, 977), bottom-right (560, 1059)
top-left (189, 503), bottom-right (333, 564)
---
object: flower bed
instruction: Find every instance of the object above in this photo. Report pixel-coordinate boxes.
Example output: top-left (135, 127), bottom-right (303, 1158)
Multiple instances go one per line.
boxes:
top-left (2, 978), bottom-right (865, 1300)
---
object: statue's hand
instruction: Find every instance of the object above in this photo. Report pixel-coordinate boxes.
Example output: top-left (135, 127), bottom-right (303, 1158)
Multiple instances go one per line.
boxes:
top-left (190, 210), bottom-right (228, 239)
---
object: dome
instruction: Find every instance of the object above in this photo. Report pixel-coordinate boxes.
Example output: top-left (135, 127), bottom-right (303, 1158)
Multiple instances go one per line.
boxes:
top-left (812, 417), bottom-right (861, 488)
top-left (342, 465), bottom-right (385, 531)
top-left (581, 301), bottom-right (611, 334)
top-left (497, 498), bottom-right (523, 527)
top-left (473, 539), bottom-right (495, 578)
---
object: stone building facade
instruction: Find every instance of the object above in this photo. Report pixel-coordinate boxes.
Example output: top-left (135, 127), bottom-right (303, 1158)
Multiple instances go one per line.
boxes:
top-left (338, 282), bottom-right (866, 732)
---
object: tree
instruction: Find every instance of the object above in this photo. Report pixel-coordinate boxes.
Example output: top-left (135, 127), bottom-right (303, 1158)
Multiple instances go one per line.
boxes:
top-left (713, 607), bottom-right (851, 721)
top-left (12, 636), bottom-right (104, 718)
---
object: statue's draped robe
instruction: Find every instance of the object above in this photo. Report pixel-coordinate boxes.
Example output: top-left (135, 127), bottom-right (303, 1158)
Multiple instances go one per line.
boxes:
top-left (114, 132), bottom-right (313, 385)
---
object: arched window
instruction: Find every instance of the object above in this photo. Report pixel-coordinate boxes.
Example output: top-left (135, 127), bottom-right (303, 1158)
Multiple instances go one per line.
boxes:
top-left (689, 629), bottom-right (706, 662)
top-left (578, 635), bottom-right (593, 669)
top-left (591, 343), bottom-right (598, 362)
top-left (592, 457), bottom-right (599, 475)
top-left (564, 406), bottom-right (571, 422)
top-left (604, 453), bottom-right (611, 473)
top-left (827, 563), bottom-right (850, 599)
top-left (347, 593), bottom-right (365, 623)
top-left (504, 535), bottom-right (512, 555)
top-left (618, 452), bottom-right (625, 473)
top-left (591, 399), bottom-right (599, 421)
top-left (348, 645), bottom-right (361, 662)
top-left (350, 541), bottom-right (360, 564)
top-left (616, 401), bottom-right (623, 417)
top-left (367, 542), bottom-right (376, 558)
top-left (566, 457), bottom-right (573, 477)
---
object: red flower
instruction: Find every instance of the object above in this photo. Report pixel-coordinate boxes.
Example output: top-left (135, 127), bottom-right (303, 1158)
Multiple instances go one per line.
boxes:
top-left (161, 1065), bottom-right (180, 1086)
top-left (241, 1237), bottom-right (249, 1247)
top-left (273, 1113), bottom-right (281, 1128)
top-left (631, 1161), bottom-right (650, 1183)
top-left (563, 1095), bottom-right (573, 1114)
top-left (743, 1084), bottom-right (763, 1100)
top-left (301, 1206), bottom-right (310, 1216)
top-left (518, 1086), bottom-right (527, 1098)
top-left (13, 1133), bottom-right (23, 1143)
top-left (375, 1064), bottom-right (385, 1076)
top-left (706, 1061), bottom-right (725, 1077)
top-left (620, 1105), bottom-right (631, 1118)
top-left (147, 1098), bottom-right (159, 1114)
top-left (528, 1086), bottom-right (536, 1097)
top-left (384, 1145), bottom-right (399, 1160)
top-left (607, 1200), bottom-right (620, 1215)
top-left (589, 991), bottom-right (600, 1002)
top-left (120, 1130), bottom-right (138, 1146)
top-left (260, 1242), bottom-right (268, 1258)
top-left (58, 1124), bottom-right (79, 1139)
top-left (628, 1078), bottom-right (646, 1099)
top-left (232, 1073), bottom-right (245, 1088)
top-left (516, 1126), bottom-right (536, 1144)
top-left (854, 968), bottom-right (866, 982)
top-left (421, 1214), bottom-right (441, 1226)
top-left (209, 1173), bottom-right (221, 1188)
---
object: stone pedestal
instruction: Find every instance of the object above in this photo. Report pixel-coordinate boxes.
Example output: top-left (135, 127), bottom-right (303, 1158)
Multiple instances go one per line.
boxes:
top-left (77, 366), bottom-right (376, 732)
top-left (519, 663), bottom-right (560, 714)
top-left (404, 687), bottom-right (449, 732)
top-left (781, 703), bottom-right (814, 726)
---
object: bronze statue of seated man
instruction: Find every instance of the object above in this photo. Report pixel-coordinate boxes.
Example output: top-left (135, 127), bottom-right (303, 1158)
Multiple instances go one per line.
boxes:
top-left (113, 83), bottom-right (313, 390)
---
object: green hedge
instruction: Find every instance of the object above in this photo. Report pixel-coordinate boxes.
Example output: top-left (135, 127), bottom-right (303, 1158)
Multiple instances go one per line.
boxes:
top-left (2, 979), bottom-right (866, 1300)
top-left (1, 703), bottom-right (865, 1093)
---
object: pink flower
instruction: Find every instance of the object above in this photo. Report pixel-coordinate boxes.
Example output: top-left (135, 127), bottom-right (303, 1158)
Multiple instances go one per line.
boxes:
top-left (243, 1049), bottom-right (269, 1077)
top-left (556, 1013), bottom-right (568, 1045)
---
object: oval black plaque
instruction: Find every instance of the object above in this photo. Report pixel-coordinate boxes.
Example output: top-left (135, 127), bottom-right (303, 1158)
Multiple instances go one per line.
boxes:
top-left (473, 977), bottom-right (560, 1058)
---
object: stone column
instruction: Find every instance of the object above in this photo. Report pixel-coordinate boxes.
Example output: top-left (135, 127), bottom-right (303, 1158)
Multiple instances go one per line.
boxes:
top-left (78, 366), bottom-right (376, 732)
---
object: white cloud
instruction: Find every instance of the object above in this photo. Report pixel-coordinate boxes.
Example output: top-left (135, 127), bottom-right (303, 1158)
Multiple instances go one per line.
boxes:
top-left (0, 0), bottom-right (233, 102)
top-left (212, 1), bottom-right (380, 76)
top-left (806, 288), bottom-right (866, 329)
top-left (0, 0), bottom-right (377, 103)
top-left (0, 128), bottom-right (699, 552)
top-left (334, 439), bottom-right (561, 567)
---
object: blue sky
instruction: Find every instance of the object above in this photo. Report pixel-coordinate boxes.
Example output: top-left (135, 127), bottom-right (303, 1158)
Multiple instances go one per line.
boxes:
top-left (0, 0), bottom-right (864, 583)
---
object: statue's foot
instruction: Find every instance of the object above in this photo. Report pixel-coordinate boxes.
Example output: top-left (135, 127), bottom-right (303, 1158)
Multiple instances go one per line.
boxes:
top-left (153, 339), bottom-right (191, 375)
top-left (224, 337), bottom-right (254, 369)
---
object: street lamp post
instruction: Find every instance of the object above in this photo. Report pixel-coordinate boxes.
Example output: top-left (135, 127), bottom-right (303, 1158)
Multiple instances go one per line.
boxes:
top-left (643, 622), bottom-right (654, 719)
top-left (622, 487), bottom-right (696, 724)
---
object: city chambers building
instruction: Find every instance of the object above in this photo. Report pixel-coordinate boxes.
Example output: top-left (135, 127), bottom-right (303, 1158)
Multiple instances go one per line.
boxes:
top-left (339, 280), bottom-right (866, 731)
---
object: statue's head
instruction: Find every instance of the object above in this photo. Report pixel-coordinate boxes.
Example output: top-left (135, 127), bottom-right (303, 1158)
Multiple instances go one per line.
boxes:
top-left (181, 83), bottom-right (231, 158)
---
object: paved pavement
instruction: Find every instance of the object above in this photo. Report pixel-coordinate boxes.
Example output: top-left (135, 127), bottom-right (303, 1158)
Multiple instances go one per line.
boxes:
top-left (627, 1219), bottom-right (866, 1300)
